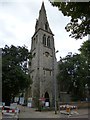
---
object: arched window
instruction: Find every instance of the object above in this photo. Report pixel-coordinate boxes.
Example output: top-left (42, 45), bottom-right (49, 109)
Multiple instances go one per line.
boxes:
top-left (44, 92), bottom-right (50, 106)
top-left (45, 22), bottom-right (48, 30)
top-left (35, 20), bottom-right (38, 31)
top-left (33, 38), bottom-right (35, 48)
top-left (36, 35), bottom-right (38, 44)
top-left (43, 34), bottom-right (46, 46)
top-left (47, 36), bottom-right (50, 48)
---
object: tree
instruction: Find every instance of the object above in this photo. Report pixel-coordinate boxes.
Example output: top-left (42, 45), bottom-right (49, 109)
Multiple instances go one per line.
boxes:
top-left (49, 1), bottom-right (90, 39)
top-left (79, 40), bottom-right (90, 95)
top-left (2, 45), bottom-right (32, 105)
top-left (57, 50), bottom-right (88, 100)
top-left (79, 40), bottom-right (90, 58)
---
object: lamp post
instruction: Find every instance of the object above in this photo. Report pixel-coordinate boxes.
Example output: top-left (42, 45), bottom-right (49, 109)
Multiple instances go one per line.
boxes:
top-left (54, 50), bottom-right (59, 114)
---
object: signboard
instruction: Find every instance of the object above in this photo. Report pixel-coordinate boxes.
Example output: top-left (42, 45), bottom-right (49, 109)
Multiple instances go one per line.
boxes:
top-left (14, 97), bottom-right (19, 103)
top-left (28, 97), bottom-right (32, 102)
top-left (39, 97), bottom-right (45, 101)
top-left (45, 102), bottom-right (49, 107)
top-left (19, 97), bottom-right (24, 105)
top-left (0, 102), bottom-right (5, 106)
top-left (27, 98), bottom-right (33, 108)
top-left (27, 103), bottom-right (32, 107)
top-left (2, 102), bottom-right (5, 106)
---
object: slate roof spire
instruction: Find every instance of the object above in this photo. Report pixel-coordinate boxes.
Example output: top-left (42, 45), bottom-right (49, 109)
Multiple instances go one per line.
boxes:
top-left (35, 2), bottom-right (53, 34)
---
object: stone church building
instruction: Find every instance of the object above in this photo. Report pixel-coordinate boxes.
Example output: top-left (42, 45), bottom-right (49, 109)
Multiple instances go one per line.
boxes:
top-left (29, 2), bottom-right (58, 107)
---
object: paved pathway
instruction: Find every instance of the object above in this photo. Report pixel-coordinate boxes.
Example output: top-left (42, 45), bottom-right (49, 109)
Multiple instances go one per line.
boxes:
top-left (18, 105), bottom-right (89, 118)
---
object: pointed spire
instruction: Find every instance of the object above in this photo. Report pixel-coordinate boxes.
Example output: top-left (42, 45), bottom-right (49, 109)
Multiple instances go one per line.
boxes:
top-left (39, 1), bottom-right (47, 22)
top-left (35, 2), bottom-right (53, 34)
top-left (41, 1), bottom-right (45, 9)
top-left (40, 1), bottom-right (46, 13)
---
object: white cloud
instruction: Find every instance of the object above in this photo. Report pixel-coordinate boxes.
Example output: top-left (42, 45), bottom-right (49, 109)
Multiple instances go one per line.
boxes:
top-left (0, 0), bottom-right (88, 61)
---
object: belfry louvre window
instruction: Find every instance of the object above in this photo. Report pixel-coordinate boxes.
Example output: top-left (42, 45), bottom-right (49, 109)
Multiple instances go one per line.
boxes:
top-left (45, 22), bottom-right (48, 30)
top-left (47, 36), bottom-right (50, 47)
top-left (36, 35), bottom-right (38, 44)
top-left (34, 38), bottom-right (35, 48)
top-left (43, 34), bottom-right (46, 46)
top-left (44, 70), bottom-right (46, 76)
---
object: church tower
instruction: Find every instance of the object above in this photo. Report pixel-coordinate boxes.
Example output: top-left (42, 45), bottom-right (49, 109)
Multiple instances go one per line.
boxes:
top-left (30, 2), bottom-right (57, 107)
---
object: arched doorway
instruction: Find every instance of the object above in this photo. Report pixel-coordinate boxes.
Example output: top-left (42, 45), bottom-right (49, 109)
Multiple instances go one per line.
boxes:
top-left (44, 92), bottom-right (50, 107)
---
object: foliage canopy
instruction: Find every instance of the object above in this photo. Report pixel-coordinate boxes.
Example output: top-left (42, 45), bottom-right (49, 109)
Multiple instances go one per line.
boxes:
top-left (57, 40), bottom-right (90, 101)
top-left (50, 1), bottom-right (90, 39)
top-left (2, 45), bottom-right (32, 105)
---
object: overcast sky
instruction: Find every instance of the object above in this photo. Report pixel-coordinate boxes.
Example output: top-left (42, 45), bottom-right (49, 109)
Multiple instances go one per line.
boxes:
top-left (0, 0), bottom-right (87, 61)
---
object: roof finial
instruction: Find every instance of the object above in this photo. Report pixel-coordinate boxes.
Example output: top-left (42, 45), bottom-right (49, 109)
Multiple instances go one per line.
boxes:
top-left (42, 1), bottom-right (45, 8)
top-left (42, 1), bottom-right (44, 3)
top-left (40, 1), bottom-right (45, 13)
